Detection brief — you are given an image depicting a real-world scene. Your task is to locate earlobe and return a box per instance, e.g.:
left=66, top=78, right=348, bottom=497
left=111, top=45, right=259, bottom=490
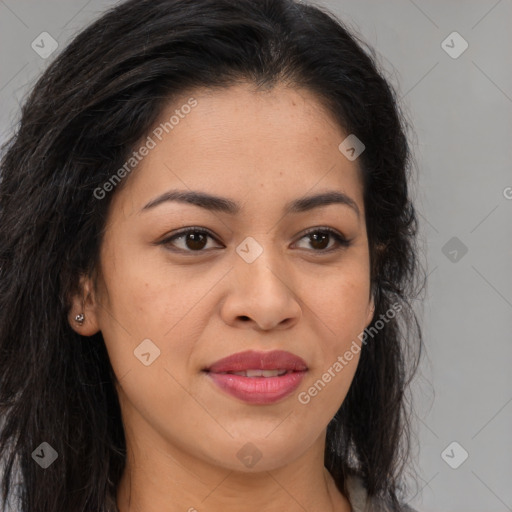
left=68, top=274, right=101, bottom=336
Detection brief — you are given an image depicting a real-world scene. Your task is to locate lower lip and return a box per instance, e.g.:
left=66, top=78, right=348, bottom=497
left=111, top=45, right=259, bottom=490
left=206, top=371, right=307, bottom=404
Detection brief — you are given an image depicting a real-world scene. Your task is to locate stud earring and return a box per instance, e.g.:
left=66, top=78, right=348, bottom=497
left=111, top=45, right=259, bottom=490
left=75, top=313, right=85, bottom=324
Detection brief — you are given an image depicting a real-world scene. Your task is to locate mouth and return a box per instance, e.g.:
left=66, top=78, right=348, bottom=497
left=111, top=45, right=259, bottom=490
left=214, top=369, right=291, bottom=377
left=203, top=350, right=308, bottom=404
left=204, top=349, right=308, bottom=373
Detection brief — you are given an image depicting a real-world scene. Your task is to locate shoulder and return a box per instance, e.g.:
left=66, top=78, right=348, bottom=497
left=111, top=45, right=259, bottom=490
left=344, top=474, right=418, bottom=512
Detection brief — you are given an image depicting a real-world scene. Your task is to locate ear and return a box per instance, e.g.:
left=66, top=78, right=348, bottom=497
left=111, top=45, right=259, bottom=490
left=68, top=273, right=101, bottom=337
left=365, top=291, right=375, bottom=329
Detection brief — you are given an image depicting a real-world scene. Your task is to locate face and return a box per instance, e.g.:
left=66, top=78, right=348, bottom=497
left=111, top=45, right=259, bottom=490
left=71, top=82, right=374, bottom=474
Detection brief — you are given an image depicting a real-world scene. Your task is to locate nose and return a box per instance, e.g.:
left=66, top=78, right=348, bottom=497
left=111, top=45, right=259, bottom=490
left=220, top=239, right=302, bottom=332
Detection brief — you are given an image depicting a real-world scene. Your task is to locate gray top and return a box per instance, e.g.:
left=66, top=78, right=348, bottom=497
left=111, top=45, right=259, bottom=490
left=345, top=475, right=417, bottom=512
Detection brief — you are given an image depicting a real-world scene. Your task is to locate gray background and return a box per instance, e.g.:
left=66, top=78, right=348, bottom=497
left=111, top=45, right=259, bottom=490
left=1, top=1, right=511, bottom=511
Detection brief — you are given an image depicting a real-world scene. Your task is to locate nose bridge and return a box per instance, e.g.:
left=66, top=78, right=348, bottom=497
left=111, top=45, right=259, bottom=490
left=231, top=233, right=298, bottom=319
left=234, top=233, right=284, bottom=288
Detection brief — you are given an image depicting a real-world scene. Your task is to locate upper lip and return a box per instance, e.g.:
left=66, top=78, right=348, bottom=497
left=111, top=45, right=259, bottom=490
left=204, top=350, right=308, bottom=373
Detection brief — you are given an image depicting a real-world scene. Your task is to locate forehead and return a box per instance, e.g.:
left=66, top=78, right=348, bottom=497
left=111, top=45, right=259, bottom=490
left=115, top=82, right=365, bottom=219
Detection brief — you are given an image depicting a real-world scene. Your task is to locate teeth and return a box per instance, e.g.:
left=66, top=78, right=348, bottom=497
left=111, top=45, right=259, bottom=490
left=225, top=369, right=288, bottom=377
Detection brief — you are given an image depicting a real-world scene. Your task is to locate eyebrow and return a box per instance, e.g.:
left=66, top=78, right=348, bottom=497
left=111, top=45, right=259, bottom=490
left=141, top=189, right=360, bottom=218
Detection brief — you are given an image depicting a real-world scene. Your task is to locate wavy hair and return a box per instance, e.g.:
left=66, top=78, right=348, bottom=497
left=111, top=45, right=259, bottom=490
left=0, top=0, right=424, bottom=510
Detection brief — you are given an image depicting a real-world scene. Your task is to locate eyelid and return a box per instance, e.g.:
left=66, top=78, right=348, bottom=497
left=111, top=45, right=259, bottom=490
left=163, top=226, right=219, bottom=241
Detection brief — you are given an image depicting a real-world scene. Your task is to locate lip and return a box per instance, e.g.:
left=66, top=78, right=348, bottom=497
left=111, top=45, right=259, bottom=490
left=203, top=350, right=308, bottom=405
left=205, top=349, right=308, bottom=373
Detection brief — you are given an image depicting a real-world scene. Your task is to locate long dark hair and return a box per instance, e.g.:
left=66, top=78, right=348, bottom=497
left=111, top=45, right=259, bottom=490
left=0, top=0, right=424, bottom=510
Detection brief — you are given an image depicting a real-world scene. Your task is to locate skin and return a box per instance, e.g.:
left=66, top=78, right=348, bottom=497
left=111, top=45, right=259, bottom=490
left=70, top=82, right=375, bottom=512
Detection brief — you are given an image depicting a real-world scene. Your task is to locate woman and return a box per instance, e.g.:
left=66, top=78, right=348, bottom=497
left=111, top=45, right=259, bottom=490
left=0, top=0, right=424, bottom=510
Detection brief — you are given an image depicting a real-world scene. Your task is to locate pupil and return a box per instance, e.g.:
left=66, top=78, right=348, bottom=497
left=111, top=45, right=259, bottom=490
left=311, top=232, right=328, bottom=250
left=187, top=232, right=207, bottom=250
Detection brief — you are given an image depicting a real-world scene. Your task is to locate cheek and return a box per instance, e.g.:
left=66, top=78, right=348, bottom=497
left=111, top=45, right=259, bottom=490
left=298, top=265, right=369, bottom=411
left=296, top=274, right=368, bottom=422
left=96, top=253, right=212, bottom=384
left=308, top=265, right=371, bottom=344
left=97, top=244, right=175, bottom=333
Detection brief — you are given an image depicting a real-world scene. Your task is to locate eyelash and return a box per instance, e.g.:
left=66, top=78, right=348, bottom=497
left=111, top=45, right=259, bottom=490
left=158, top=226, right=352, bottom=255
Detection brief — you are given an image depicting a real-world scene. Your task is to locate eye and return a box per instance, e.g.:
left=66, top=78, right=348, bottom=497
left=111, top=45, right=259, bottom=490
left=294, top=227, right=352, bottom=253
left=158, top=226, right=352, bottom=254
left=159, top=227, right=222, bottom=253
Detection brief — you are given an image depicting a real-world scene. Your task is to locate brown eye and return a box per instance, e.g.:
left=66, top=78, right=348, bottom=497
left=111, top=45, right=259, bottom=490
left=308, top=231, right=330, bottom=250
left=160, top=228, right=221, bottom=253
left=158, top=226, right=351, bottom=255
left=181, top=231, right=208, bottom=251
left=295, top=228, right=351, bottom=253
